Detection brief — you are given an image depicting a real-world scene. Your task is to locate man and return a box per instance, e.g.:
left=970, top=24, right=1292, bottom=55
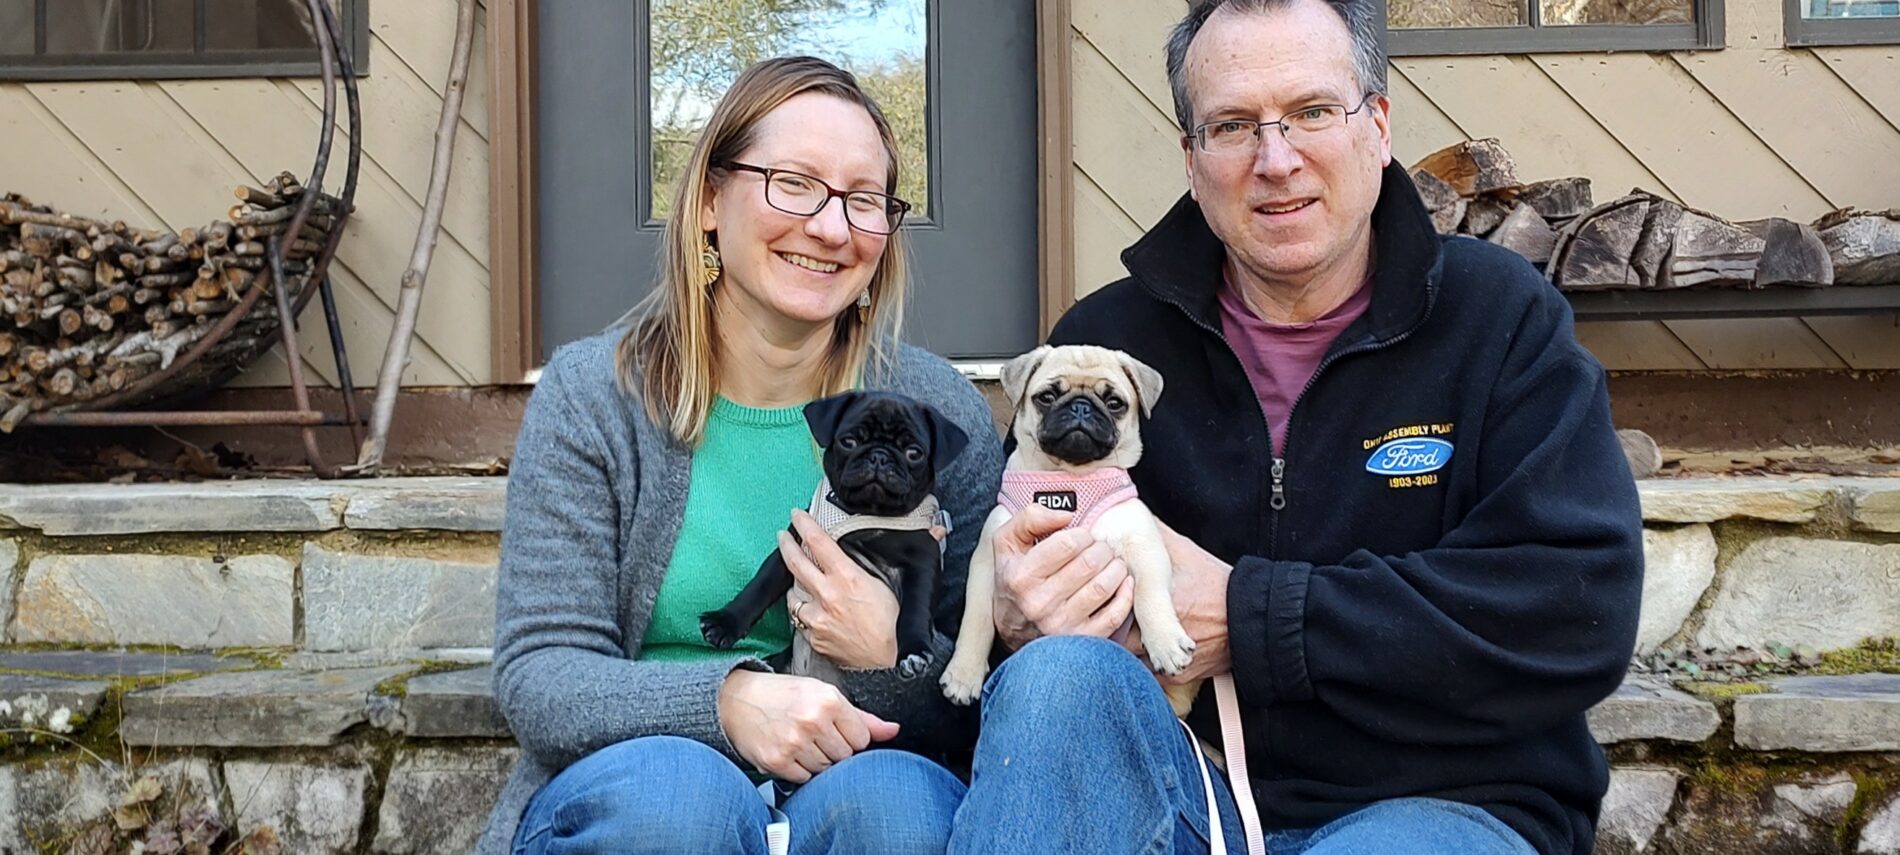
left=946, top=1, right=1643, bottom=853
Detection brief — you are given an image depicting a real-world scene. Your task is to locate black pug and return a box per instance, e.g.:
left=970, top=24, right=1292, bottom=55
left=700, top=390, right=969, bottom=683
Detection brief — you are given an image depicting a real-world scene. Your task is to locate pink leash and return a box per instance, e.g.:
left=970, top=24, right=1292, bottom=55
left=1182, top=675, right=1266, bottom=855
left=1114, top=625, right=1265, bottom=853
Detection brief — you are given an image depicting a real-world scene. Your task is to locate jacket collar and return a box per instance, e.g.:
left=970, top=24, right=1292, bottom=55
left=1119, top=161, right=1443, bottom=345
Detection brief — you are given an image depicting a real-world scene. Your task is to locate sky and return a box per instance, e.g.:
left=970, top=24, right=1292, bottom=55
left=653, top=1, right=927, bottom=128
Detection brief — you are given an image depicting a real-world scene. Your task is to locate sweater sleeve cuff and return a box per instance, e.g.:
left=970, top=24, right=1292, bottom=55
left=677, top=657, right=771, bottom=765
left=1228, top=556, right=1316, bottom=707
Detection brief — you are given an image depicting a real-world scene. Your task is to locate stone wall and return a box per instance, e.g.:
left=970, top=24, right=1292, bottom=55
left=0, top=476, right=1897, bottom=853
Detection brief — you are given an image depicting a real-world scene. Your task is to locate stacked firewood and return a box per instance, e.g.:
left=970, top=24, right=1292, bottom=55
left=1410, top=139, right=1900, bottom=291
left=0, top=172, right=339, bottom=430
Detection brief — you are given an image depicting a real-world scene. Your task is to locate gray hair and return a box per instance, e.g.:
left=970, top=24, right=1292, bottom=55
left=1166, top=0, right=1387, bottom=133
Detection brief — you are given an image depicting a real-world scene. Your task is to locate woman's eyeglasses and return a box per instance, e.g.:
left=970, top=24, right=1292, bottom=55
left=719, top=161, right=911, bottom=235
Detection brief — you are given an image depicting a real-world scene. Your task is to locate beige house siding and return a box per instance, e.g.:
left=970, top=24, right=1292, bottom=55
left=0, top=0, right=492, bottom=386
left=1071, top=0, right=1900, bottom=371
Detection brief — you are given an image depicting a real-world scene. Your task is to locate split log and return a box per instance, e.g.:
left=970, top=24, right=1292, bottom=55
left=137, top=271, right=194, bottom=288
left=1432, top=198, right=1467, bottom=237
left=20, top=223, right=86, bottom=257
left=1517, top=178, right=1594, bottom=221
left=228, top=204, right=339, bottom=227
left=0, top=203, right=100, bottom=232
left=1624, top=196, right=1684, bottom=290
left=82, top=284, right=130, bottom=308
left=1670, top=211, right=1765, bottom=288
left=1549, top=196, right=1649, bottom=291
left=1463, top=194, right=1513, bottom=237
left=1814, top=209, right=1900, bottom=285
left=1488, top=204, right=1558, bottom=265
left=1411, top=169, right=1460, bottom=211
left=1739, top=218, right=1833, bottom=288
left=191, top=275, right=225, bottom=301
left=1410, top=139, right=1519, bottom=197
left=234, top=185, right=280, bottom=207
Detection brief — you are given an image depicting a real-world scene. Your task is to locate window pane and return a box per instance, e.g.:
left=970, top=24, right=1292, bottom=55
left=648, top=0, right=930, bottom=219
left=0, top=0, right=31, bottom=56
left=1541, top=0, right=1693, bottom=24
left=206, top=0, right=322, bottom=51
left=1803, top=0, right=1900, bottom=16
left=45, top=0, right=194, bottom=54
left=1389, top=0, right=1525, bottom=28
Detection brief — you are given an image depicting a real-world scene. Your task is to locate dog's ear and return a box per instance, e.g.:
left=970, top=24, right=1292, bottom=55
left=802, top=392, right=863, bottom=447
left=1002, top=345, right=1052, bottom=411
left=1115, top=351, right=1165, bottom=417
left=919, top=403, right=971, bottom=473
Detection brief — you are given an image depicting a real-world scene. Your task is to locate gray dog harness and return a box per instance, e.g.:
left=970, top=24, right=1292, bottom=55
left=806, top=478, right=943, bottom=538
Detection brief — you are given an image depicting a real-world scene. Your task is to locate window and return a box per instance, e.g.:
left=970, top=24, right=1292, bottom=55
left=0, top=0, right=369, bottom=80
left=646, top=0, right=930, bottom=220
left=535, top=0, right=1040, bottom=362
left=1786, top=0, right=1900, bottom=45
left=1386, top=0, right=1724, bottom=54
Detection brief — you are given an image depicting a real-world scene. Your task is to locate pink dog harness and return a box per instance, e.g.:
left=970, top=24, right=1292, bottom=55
left=995, top=467, right=1140, bottom=528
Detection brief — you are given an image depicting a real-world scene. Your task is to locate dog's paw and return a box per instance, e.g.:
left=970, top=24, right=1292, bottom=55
left=698, top=610, right=745, bottom=650
left=897, top=650, right=934, bottom=680
left=939, top=658, right=988, bottom=705
left=1147, top=631, right=1197, bottom=676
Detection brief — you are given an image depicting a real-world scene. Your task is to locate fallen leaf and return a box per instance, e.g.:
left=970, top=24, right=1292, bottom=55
left=114, top=803, right=149, bottom=831
left=123, top=774, right=163, bottom=805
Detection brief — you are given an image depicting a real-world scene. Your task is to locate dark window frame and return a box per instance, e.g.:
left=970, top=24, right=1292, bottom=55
left=1785, top=0, right=1900, bottom=46
left=1384, top=0, right=1725, bottom=55
left=0, top=0, right=370, bottom=80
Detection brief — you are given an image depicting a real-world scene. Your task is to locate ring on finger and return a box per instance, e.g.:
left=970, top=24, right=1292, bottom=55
left=790, top=599, right=809, bottom=631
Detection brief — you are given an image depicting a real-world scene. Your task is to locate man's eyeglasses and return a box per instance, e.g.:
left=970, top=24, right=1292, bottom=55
left=719, top=161, right=911, bottom=235
left=1188, top=93, right=1378, bottom=156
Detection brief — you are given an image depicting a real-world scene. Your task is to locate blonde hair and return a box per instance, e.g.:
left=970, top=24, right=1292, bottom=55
left=615, top=56, right=909, bottom=447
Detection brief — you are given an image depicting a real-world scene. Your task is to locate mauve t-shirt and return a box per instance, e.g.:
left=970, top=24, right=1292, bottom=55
left=1217, top=272, right=1372, bottom=458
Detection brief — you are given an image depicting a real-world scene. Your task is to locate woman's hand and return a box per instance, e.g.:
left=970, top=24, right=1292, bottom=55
left=780, top=510, right=902, bottom=670
left=718, top=669, right=900, bottom=782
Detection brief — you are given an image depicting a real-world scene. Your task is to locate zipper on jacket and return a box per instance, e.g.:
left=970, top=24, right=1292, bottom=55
left=1149, top=292, right=1278, bottom=547
left=1267, top=328, right=1421, bottom=551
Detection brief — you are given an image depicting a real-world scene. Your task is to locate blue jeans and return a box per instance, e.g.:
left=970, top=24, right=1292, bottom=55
left=948, top=636, right=1536, bottom=855
left=513, top=735, right=966, bottom=854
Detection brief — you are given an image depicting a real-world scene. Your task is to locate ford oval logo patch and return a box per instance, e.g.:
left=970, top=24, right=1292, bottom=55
left=1366, top=438, right=1453, bottom=476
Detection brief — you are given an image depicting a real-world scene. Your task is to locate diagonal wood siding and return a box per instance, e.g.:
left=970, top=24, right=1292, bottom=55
left=0, top=0, right=491, bottom=386
left=1071, top=0, right=1900, bottom=370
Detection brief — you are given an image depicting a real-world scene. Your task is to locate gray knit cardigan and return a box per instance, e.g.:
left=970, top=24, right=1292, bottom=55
left=475, top=328, right=1005, bottom=854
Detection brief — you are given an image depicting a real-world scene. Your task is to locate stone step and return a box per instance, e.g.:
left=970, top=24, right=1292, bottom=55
left=0, top=475, right=1893, bottom=535
left=6, top=649, right=1900, bottom=853
left=6, top=475, right=1900, bottom=657
left=1735, top=673, right=1900, bottom=752
left=0, top=654, right=1760, bottom=752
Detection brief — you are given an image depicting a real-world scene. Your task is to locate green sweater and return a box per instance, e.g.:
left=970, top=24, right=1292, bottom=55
left=638, top=397, right=822, bottom=662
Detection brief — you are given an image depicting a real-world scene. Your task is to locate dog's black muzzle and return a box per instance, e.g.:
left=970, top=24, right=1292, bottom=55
left=1038, top=396, right=1118, bottom=465
left=834, top=447, right=922, bottom=515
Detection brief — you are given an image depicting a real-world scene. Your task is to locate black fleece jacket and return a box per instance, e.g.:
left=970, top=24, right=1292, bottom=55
left=1047, top=162, right=1644, bottom=855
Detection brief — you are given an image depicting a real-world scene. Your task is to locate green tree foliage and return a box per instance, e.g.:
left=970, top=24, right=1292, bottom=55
left=648, top=0, right=929, bottom=217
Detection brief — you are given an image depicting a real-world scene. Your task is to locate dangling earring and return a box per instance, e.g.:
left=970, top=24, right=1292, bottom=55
left=700, top=238, right=722, bottom=284
left=856, top=289, right=872, bottom=322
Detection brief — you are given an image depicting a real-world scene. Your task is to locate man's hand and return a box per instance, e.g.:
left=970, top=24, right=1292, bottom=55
left=992, top=503, right=1135, bottom=649
left=1122, top=522, right=1233, bottom=683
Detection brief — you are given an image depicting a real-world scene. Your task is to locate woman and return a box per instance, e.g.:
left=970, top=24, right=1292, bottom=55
left=475, top=56, right=1004, bottom=854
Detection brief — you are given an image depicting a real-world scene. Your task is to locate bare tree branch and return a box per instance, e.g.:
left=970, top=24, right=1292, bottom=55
left=354, top=0, right=477, bottom=472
